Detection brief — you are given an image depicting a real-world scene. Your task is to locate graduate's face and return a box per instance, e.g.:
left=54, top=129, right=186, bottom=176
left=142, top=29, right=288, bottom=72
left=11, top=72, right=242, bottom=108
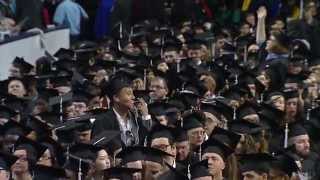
left=288, top=62, right=303, bottom=75
left=151, top=138, right=172, bottom=155
left=203, top=112, right=219, bottom=135
left=246, top=14, right=256, bottom=26
left=164, top=50, right=179, bottom=64
left=114, top=87, right=135, bottom=110
left=202, top=152, right=225, bottom=176
left=188, top=127, right=205, bottom=147
left=266, top=35, right=279, bottom=53
left=176, top=140, right=190, bottom=161
left=293, top=134, right=310, bottom=157
left=126, top=161, right=142, bottom=180
left=9, top=66, right=21, bottom=78
left=76, top=130, right=92, bottom=144
left=8, top=80, right=26, bottom=97
left=95, top=149, right=110, bottom=171
left=144, top=161, right=162, bottom=177
left=149, top=78, right=168, bottom=101
left=242, top=171, right=267, bottom=180
left=11, top=150, right=29, bottom=175
left=93, top=69, right=107, bottom=85
left=270, top=95, right=285, bottom=112
left=72, top=101, right=88, bottom=116
left=257, top=72, right=270, bottom=90
left=37, top=149, right=53, bottom=167
left=285, top=97, right=299, bottom=118
left=187, top=49, right=202, bottom=61
left=240, top=24, right=250, bottom=35
left=0, top=170, right=9, bottom=180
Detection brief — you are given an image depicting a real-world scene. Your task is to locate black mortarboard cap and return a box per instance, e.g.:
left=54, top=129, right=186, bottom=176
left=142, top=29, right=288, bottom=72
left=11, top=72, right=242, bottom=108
left=104, top=167, right=141, bottom=180
left=210, top=127, right=241, bottom=149
left=26, top=116, right=52, bottom=139
left=69, top=143, right=101, bottom=161
left=147, top=124, right=174, bottom=146
left=72, top=89, right=92, bottom=104
left=36, top=111, right=60, bottom=126
left=54, top=48, right=75, bottom=60
left=191, top=159, right=211, bottom=179
left=90, top=130, right=122, bottom=156
left=288, top=123, right=307, bottom=138
left=14, top=136, right=47, bottom=163
left=144, top=146, right=173, bottom=164
left=221, top=42, right=236, bottom=54
left=174, top=127, right=189, bottom=142
left=229, top=120, right=266, bottom=135
left=0, top=120, right=32, bottom=136
left=12, top=57, right=34, bottom=75
left=0, top=151, right=18, bottom=170
left=50, top=70, right=73, bottom=87
left=148, top=102, right=176, bottom=117
left=53, top=120, right=88, bottom=144
left=236, top=101, right=259, bottom=120
left=200, top=138, right=234, bottom=160
left=282, top=89, right=299, bottom=99
left=53, top=58, right=76, bottom=72
left=40, top=136, right=65, bottom=167
left=200, top=98, right=234, bottom=122
left=239, top=153, right=275, bottom=173
left=187, top=39, right=205, bottom=50
left=116, top=146, right=145, bottom=164
left=105, top=74, right=132, bottom=97
left=258, top=103, right=285, bottom=126
left=33, top=165, right=67, bottom=180
left=157, top=163, right=188, bottom=180
left=272, top=152, right=299, bottom=177
left=182, top=112, right=205, bottom=131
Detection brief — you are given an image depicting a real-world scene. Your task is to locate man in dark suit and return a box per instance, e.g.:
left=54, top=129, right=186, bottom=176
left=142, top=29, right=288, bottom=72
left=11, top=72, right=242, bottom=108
left=91, top=74, right=152, bottom=146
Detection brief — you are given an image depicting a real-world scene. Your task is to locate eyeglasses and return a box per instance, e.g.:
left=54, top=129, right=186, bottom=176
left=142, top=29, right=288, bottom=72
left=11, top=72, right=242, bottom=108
left=152, top=144, right=171, bottom=152
left=190, top=130, right=205, bottom=137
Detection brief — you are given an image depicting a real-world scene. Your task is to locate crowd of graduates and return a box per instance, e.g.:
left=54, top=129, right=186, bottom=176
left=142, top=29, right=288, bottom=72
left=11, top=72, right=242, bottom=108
left=1, top=0, right=320, bottom=180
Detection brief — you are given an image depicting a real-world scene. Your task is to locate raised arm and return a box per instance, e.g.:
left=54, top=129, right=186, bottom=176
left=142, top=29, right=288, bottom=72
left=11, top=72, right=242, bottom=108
left=256, top=6, right=267, bottom=45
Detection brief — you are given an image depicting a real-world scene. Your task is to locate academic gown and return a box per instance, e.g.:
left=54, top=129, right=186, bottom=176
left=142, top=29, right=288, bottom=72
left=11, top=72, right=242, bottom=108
left=300, top=152, right=320, bottom=180
left=91, top=109, right=151, bottom=146
left=176, top=153, right=199, bottom=168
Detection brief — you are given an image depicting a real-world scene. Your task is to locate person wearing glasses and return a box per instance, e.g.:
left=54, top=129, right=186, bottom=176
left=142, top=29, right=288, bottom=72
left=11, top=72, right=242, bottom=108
left=182, top=112, right=207, bottom=155
left=11, top=136, right=47, bottom=180
left=149, top=76, right=169, bottom=102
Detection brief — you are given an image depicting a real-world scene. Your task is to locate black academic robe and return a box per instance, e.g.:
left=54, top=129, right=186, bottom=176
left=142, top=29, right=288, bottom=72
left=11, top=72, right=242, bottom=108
left=300, top=152, right=320, bottom=180
left=91, top=109, right=151, bottom=146
left=287, top=19, right=320, bottom=59
left=176, top=153, right=199, bottom=167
